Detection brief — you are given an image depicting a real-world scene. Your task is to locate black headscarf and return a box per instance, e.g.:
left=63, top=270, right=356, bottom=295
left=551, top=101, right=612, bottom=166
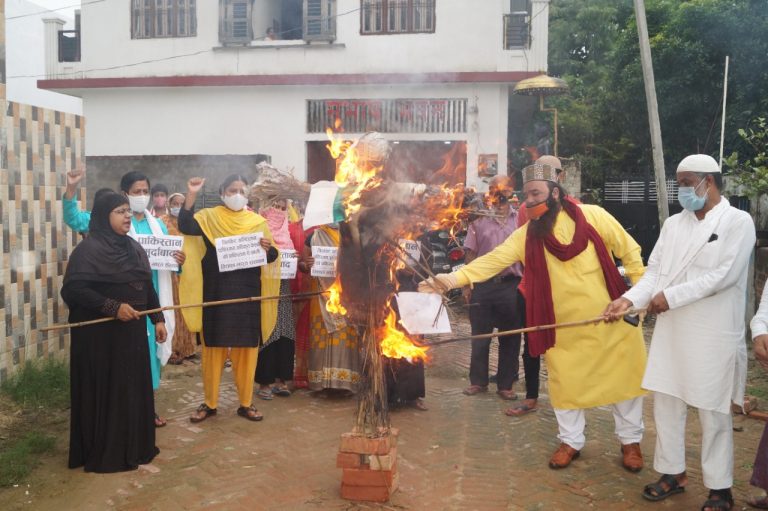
left=63, top=192, right=152, bottom=285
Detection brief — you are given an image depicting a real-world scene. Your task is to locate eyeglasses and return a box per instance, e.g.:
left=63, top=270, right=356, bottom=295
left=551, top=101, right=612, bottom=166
left=111, top=208, right=133, bottom=216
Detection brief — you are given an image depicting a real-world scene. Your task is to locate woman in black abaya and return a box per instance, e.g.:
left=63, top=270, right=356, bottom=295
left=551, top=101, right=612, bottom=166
left=62, top=192, right=167, bottom=473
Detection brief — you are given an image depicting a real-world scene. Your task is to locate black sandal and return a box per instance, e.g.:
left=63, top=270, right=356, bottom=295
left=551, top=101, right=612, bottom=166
left=642, top=474, right=686, bottom=501
left=237, top=405, right=263, bottom=422
left=701, top=489, right=733, bottom=510
left=189, top=403, right=217, bottom=423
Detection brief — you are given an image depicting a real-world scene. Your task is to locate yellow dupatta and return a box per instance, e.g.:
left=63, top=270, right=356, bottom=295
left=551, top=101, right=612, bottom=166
left=287, top=203, right=301, bottom=223
left=178, top=206, right=281, bottom=343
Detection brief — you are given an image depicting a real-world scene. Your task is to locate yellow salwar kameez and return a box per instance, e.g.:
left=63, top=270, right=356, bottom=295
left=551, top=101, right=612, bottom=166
left=456, top=204, right=647, bottom=410
left=178, top=206, right=281, bottom=411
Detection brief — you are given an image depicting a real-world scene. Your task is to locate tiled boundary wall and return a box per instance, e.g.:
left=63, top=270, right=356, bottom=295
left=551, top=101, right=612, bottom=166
left=0, top=0, right=86, bottom=381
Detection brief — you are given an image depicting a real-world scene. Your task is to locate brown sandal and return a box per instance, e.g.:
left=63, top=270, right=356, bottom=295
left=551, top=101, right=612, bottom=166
left=237, top=405, right=263, bottom=422
left=189, top=403, right=217, bottom=423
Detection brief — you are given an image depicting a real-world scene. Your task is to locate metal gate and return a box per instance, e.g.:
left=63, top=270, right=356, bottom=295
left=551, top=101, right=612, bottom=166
left=602, top=175, right=682, bottom=262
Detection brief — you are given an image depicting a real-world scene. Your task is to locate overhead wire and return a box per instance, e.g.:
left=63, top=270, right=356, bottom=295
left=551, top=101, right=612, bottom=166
left=7, top=4, right=364, bottom=80
left=6, top=0, right=104, bottom=20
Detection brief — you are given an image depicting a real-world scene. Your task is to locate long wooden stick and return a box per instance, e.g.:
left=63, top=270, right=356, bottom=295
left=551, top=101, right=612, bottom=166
left=41, top=290, right=327, bottom=332
left=424, top=310, right=646, bottom=348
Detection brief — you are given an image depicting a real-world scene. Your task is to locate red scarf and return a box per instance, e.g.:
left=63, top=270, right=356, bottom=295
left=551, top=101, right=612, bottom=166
left=524, top=198, right=627, bottom=356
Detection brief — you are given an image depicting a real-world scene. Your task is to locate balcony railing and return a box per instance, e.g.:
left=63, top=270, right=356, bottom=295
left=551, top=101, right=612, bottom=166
left=503, top=13, right=529, bottom=49
left=58, top=30, right=81, bottom=62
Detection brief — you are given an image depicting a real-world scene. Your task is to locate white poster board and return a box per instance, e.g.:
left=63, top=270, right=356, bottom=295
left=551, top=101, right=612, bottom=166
left=215, top=233, right=266, bottom=272
left=398, top=238, right=422, bottom=267
left=280, top=249, right=298, bottom=279
left=311, top=246, right=338, bottom=278
left=135, top=234, right=184, bottom=271
left=395, top=292, right=452, bottom=335
left=303, top=181, right=340, bottom=229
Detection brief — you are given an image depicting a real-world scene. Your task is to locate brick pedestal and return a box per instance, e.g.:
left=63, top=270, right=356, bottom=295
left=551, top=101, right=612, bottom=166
left=337, top=429, right=399, bottom=502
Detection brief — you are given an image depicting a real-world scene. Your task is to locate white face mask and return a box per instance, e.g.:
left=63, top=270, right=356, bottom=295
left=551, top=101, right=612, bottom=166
left=128, top=194, right=150, bottom=213
left=222, top=193, right=248, bottom=212
left=170, top=207, right=181, bottom=217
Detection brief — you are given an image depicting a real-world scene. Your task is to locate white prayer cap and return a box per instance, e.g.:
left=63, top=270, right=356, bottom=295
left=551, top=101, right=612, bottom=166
left=676, top=154, right=720, bottom=174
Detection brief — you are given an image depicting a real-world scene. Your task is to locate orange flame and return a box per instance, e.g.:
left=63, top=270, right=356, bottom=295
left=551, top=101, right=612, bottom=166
left=326, top=128, right=382, bottom=216
left=322, top=127, right=466, bottom=364
left=325, top=278, right=347, bottom=316
left=379, top=310, right=429, bottom=362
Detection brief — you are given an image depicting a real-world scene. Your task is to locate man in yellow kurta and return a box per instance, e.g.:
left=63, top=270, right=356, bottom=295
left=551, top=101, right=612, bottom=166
left=419, top=162, right=647, bottom=471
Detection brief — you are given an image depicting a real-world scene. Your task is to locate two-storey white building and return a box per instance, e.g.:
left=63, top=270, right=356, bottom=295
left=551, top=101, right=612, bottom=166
left=40, top=0, right=549, bottom=195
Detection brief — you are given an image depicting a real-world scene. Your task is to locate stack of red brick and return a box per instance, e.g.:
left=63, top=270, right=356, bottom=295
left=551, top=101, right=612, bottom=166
left=337, top=428, right=399, bottom=502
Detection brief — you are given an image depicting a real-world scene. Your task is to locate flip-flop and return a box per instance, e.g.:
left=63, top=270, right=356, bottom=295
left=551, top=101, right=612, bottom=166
left=154, top=413, right=167, bottom=427
left=504, top=403, right=538, bottom=417
left=271, top=386, right=291, bottom=397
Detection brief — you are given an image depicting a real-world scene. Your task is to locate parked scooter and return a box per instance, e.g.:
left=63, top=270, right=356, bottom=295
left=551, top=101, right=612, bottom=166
left=426, top=229, right=453, bottom=275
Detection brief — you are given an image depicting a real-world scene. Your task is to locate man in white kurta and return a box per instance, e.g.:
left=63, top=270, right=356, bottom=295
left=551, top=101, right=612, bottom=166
left=606, top=154, right=755, bottom=511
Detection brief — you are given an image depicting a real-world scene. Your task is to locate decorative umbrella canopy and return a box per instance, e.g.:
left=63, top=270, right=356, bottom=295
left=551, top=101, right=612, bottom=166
left=512, top=74, right=569, bottom=156
left=512, top=74, right=569, bottom=96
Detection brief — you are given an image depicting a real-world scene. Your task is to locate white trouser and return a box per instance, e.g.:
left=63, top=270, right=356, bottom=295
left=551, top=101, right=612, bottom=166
left=653, top=391, right=733, bottom=489
left=554, top=396, right=644, bottom=451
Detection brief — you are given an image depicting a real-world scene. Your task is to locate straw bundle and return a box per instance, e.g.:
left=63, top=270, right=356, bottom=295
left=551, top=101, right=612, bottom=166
left=250, top=162, right=311, bottom=205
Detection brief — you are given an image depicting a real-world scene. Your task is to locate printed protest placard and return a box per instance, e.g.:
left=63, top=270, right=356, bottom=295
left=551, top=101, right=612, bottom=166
left=215, top=233, right=266, bottom=273
left=311, top=246, right=338, bottom=278
left=280, top=249, right=298, bottom=279
left=135, top=234, right=184, bottom=271
left=395, top=292, right=452, bottom=335
left=398, top=238, right=422, bottom=267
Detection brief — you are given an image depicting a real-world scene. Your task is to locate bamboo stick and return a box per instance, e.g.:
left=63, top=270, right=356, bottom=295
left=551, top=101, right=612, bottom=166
left=465, top=210, right=505, bottom=219
left=424, top=310, right=646, bottom=348
left=387, top=241, right=453, bottom=309
left=41, top=290, right=327, bottom=332
left=388, top=238, right=438, bottom=283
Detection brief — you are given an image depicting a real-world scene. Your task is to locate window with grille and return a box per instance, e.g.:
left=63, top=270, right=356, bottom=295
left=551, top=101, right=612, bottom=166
left=304, top=0, right=336, bottom=42
left=219, top=0, right=336, bottom=45
left=218, top=0, right=252, bottom=44
left=504, top=0, right=530, bottom=49
left=361, top=0, right=435, bottom=35
left=132, top=0, right=197, bottom=39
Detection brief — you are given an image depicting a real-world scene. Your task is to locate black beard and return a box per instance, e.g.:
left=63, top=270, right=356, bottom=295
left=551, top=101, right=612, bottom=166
left=528, top=198, right=561, bottom=238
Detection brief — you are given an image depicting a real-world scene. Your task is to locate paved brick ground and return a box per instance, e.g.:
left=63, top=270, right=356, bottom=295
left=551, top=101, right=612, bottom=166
left=3, top=312, right=767, bottom=510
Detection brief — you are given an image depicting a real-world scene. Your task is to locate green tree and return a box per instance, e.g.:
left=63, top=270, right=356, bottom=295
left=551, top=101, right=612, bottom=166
left=548, top=0, right=768, bottom=183
left=726, top=117, right=768, bottom=197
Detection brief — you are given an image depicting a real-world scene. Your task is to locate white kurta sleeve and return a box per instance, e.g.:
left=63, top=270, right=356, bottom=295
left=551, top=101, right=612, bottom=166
left=622, top=222, right=668, bottom=308
left=751, top=283, right=768, bottom=338
left=664, top=213, right=755, bottom=310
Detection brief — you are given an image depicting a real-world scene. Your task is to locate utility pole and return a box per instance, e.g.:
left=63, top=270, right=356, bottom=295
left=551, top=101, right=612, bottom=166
left=633, top=0, right=669, bottom=224
left=718, top=56, right=730, bottom=169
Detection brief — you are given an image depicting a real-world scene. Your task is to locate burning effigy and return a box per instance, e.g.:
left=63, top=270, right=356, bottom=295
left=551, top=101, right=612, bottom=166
left=252, top=128, right=470, bottom=502
left=323, top=130, right=469, bottom=502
